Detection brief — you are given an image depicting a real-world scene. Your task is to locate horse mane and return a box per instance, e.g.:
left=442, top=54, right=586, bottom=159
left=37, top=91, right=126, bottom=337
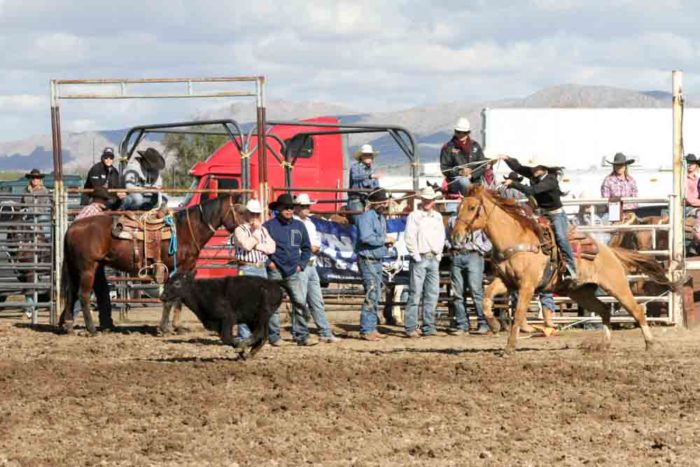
left=466, top=185, right=541, bottom=234
left=175, top=194, right=237, bottom=226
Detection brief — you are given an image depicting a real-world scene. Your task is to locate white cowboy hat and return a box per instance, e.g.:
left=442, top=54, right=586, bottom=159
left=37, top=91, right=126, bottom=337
left=526, top=154, right=562, bottom=169
left=294, top=193, right=317, bottom=206
left=245, top=199, right=262, bottom=214
left=354, top=143, right=377, bottom=160
left=418, top=186, right=441, bottom=200
left=454, top=117, right=471, bottom=133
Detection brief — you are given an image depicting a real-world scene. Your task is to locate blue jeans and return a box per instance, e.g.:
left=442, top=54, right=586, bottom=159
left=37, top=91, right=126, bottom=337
left=450, top=252, right=485, bottom=330
left=546, top=211, right=576, bottom=273
left=301, top=265, right=333, bottom=337
left=451, top=176, right=472, bottom=196
left=122, top=192, right=165, bottom=210
left=237, top=264, right=268, bottom=340
left=267, top=267, right=310, bottom=343
left=358, top=257, right=383, bottom=335
left=404, top=256, right=440, bottom=335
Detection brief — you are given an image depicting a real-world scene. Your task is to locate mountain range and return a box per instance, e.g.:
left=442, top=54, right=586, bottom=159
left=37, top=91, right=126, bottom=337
left=0, top=84, right=689, bottom=173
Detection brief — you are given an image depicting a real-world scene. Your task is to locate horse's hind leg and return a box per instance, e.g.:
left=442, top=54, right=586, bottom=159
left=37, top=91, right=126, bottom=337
left=568, top=285, right=613, bottom=348
left=505, top=284, right=535, bottom=355
left=599, top=275, right=654, bottom=350
left=78, top=270, right=98, bottom=335
left=483, top=277, right=508, bottom=333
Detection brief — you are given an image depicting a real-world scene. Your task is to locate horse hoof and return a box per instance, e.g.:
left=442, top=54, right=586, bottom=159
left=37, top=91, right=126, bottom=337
left=157, top=326, right=173, bottom=336
left=174, top=326, right=191, bottom=335
left=61, top=323, right=75, bottom=335
left=645, top=340, right=658, bottom=352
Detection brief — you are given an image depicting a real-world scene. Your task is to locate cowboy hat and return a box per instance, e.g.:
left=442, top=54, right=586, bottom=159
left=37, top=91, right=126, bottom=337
left=137, top=147, right=166, bottom=171
left=354, top=143, right=377, bottom=160
left=686, top=153, right=699, bottom=164
left=367, top=188, right=390, bottom=204
left=294, top=193, right=317, bottom=206
left=503, top=171, right=523, bottom=182
left=418, top=186, right=441, bottom=200
left=91, top=185, right=111, bottom=202
left=24, top=168, right=45, bottom=179
left=268, top=193, right=297, bottom=211
left=245, top=199, right=262, bottom=214
left=605, top=152, right=635, bottom=166
left=526, top=155, right=562, bottom=170
left=454, top=117, right=471, bottom=133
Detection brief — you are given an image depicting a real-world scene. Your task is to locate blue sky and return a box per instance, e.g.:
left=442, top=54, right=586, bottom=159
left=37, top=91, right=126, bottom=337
left=0, top=0, right=698, bottom=141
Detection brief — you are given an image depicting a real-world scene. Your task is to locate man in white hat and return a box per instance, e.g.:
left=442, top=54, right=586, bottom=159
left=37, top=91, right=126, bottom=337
left=232, top=198, right=277, bottom=342
left=403, top=186, right=446, bottom=337
left=294, top=193, right=337, bottom=343
left=497, top=154, right=577, bottom=281
left=348, top=143, right=380, bottom=212
left=440, top=117, right=489, bottom=198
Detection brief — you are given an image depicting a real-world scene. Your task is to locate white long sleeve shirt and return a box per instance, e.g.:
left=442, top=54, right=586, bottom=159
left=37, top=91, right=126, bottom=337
left=404, top=208, right=445, bottom=262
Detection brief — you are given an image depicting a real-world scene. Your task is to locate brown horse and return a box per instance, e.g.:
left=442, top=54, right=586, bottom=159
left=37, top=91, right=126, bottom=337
left=451, top=186, right=675, bottom=354
left=59, top=194, right=241, bottom=334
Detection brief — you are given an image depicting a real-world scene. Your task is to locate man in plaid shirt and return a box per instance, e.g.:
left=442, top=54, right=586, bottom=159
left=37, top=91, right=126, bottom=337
left=76, top=186, right=111, bottom=220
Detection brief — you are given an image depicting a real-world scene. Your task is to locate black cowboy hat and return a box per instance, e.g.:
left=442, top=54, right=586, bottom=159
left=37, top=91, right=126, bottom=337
left=91, top=185, right=111, bottom=202
left=605, top=152, right=635, bottom=166
left=503, top=171, right=523, bottom=182
left=24, top=168, right=45, bottom=179
left=137, top=147, right=165, bottom=171
left=367, top=188, right=390, bottom=203
left=101, top=147, right=115, bottom=160
left=269, top=193, right=297, bottom=211
left=686, top=154, right=698, bottom=164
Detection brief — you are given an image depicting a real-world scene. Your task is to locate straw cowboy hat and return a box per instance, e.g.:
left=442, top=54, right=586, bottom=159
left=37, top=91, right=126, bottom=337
left=503, top=171, right=523, bottom=182
left=605, top=152, right=635, bottom=166
left=137, top=147, right=166, bottom=171
left=418, top=186, right=441, bottom=200
left=354, top=144, right=377, bottom=160
left=268, top=193, right=297, bottom=211
left=454, top=117, right=471, bottom=133
left=245, top=199, right=262, bottom=214
left=294, top=193, right=317, bottom=206
left=686, top=154, right=698, bottom=164
left=91, top=185, right=111, bottom=202
left=24, top=168, right=45, bottom=179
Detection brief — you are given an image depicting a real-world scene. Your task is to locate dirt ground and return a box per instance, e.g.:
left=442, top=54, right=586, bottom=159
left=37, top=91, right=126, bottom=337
left=1, top=308, right=699, bottom=466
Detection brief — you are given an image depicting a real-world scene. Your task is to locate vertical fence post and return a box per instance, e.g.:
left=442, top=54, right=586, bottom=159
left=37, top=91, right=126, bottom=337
left=671, top=70, right=685, bottom=325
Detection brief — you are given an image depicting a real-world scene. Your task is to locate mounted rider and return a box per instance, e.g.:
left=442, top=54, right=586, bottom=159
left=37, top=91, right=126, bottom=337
left=497, top=154, right=577, bottom=281
left=122, top=147, right=167, bottom=211
left=440, top=117, right=493, bottom=198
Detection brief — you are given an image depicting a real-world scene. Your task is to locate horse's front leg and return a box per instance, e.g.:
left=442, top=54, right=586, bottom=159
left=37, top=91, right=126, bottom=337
left=505, top=283, right=535, bottom=355
left=483, top=277, right=508, bottom=334
left=79, top=271, right=98, bottom=335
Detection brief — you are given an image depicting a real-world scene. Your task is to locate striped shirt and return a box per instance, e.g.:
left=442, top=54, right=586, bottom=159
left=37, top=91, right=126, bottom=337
left=75, top=202, right=106, bottom=220
left=232, top=223, right=275, bottom=264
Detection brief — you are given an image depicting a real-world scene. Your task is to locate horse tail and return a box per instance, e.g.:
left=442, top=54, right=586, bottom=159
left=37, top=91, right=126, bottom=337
left=610, top=247, right=680, bottom=290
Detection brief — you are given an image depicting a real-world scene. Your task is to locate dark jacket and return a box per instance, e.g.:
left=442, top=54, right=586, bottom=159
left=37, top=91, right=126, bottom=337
left=439, top=137, right=486, bottom=183
left=82, top=162, right=121, bottom=206
left=264, top=215, right=311, bottom=278
left=505, top=157, right=564, bottom=210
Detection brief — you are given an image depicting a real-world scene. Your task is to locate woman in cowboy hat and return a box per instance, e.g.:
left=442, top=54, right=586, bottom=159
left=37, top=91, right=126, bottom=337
left=122, top=147, right=167, bottom=210
left=497, top=154, right=577, bottom=281
left=685, top=154, right=700, bottom=217
left=21, top=168, right=51, bottom=235
left=600, top=152, right=638, bottom=212
left=347, top=143, right=380, bottom=212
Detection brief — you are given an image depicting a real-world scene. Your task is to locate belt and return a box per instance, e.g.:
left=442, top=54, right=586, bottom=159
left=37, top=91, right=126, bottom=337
left=359, top=256, right=381, bottom=262
left=543, top=208, right=563, bottom=214
left=451, top=248, right=476, bottom=255
left=421, top=252, right=437, bottom=259
left=238, top=261, right=266, bottom=268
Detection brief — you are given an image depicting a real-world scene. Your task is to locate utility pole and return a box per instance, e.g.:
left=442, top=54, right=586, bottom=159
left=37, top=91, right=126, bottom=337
left=671, top=70, right=684, bottom=325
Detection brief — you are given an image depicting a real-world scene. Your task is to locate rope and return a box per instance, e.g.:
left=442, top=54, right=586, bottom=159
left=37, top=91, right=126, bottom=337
left=240, top=150, right=254, bottom=160
left=163, top=213, right=178, bottom=277
left=280, top=161, right=294, bottom=170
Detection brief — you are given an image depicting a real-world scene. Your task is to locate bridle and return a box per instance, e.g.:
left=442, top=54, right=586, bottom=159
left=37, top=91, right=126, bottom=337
left=454, top=196, right=485, bottom=233
left=185, top=195, right=240, bottom=253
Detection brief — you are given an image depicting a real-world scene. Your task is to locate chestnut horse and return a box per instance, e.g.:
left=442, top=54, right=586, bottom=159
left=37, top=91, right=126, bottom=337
left=59, top=194, right=241, bottom=334
left=451, top=186, right=675, bottom=354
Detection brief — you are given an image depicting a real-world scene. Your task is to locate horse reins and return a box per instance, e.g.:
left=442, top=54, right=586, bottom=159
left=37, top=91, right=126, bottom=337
left=186, top=196, right=240, bottom=253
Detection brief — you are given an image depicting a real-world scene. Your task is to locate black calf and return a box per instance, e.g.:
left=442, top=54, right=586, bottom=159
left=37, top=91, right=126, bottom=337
left=161, top=271, right=282, bottom=358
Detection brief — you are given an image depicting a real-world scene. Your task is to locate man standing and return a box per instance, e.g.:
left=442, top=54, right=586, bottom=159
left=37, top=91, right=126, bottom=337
left=404, top=186, right=445, bottom=337
left=440, top=117, right=489, bottom=196
left=348, top=144, right=380, bottom=212
left=354, top=188, right=393, bottom=341
left=264, top=193, right=317, bottom=346
left=445, top=220, right=491, bottom=335
left=294, top=193, right=337, bottom=343
left=82, top=147, right=125, bottom=208
left=122, top=147, right=166, bottom=210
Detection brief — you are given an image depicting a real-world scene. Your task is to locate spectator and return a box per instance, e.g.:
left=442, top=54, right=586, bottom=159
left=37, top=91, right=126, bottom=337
left=347, top=144, right=379, bottom=213
left=601, top=152, right=638, bottom=212
left=122, top=148, right=166, bottom=210
left=440, top=117, right=490, bottom=197
left=354, top=188, right=393, bottom=341
left=445, top=220, right=491, bottom=335
left=404, top=186, right=445, bottom=337
left=21, top=169, right=50, bottom=236
left=82, top=147, right=125, bottom=208
left=264, top=193, right=317, bottom=346
left=685, top=154, right=700, bottom=217
left=294, top=193, right=337, bottom=343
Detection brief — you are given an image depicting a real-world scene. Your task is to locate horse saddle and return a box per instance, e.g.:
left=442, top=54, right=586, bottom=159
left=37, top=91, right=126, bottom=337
left=535, top=215, right=599, bottom=261
left=112, top=211, right=173, bottom=283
